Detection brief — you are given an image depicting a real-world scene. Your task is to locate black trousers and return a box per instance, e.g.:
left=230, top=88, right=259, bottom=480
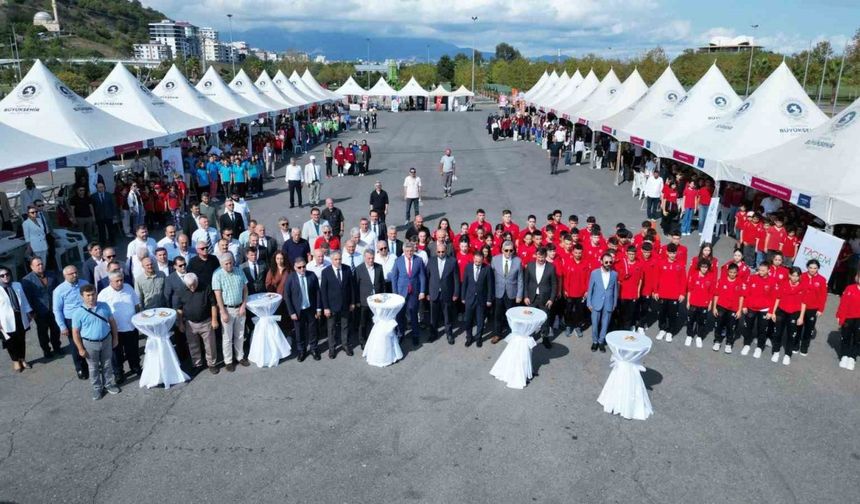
left=34, top=315, right=61, bottom=353
left=325, top=157, right=333, bottom=177
left=686, top=306, right=709, bottom=339
left=798, top=311, right=819, bottom=354
left=714, top=306, right=739, bottom=345
left=463, top=302, right=487, bottom=341
left=293, top=308, right=318, bottom=353
left=65, top=317, right=89, bottom=374
left=564, top=296, right=587, bottom=330
left=327, top=310, right=351, bottom=351
left=840, top=318, right=860, bottom=359
left=113, top=330, right=141, bottom=372
left=358, top=305, right=374, bottom=345
left=637, top=296, right=655, bottom=329
left=617, top=298, right=638, bottom=330
left=288, top=180, right=302, bottom=207
left=774, top=309, right=801, bottom=355
left=3, top=312, right=26, bottom=361
left=430, top=298, right=455, bottom=340
left=743, top=310, right=769, bottom=348
left=494, top=294, right=516, bottom=336
left=96, top=218, right=115, bottom=246
left=657, top=299, right=680, bottom=333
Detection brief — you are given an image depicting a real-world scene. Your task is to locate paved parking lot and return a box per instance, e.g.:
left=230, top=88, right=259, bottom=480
left=0, top=109, right=857, bottom=504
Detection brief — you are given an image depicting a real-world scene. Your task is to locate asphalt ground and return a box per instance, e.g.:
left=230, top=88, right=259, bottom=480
left=0, top=109, right=858, bottom=504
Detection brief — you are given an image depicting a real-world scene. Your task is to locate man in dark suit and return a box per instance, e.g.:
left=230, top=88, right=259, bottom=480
left=427, top=242, right=460, bottom=344
left=240, top=246, right=268, bottom=295
left=284, top=257, right=322, bottom=361
left=490, top=241, right=523, bottom=343
left=523, top=247, right=557, bottom=348
left=320, top=251, right=355, bottom=358
left=91, top=181, right=116, bottom=246
left=461, top=251, right=494, bottom=347
left=164, top=256, right=189, bottom=310
left=219, top=199, right=245, bottom=236
left=20, top=256, right=61, bottom=358
left=182, top=202, right=203, bottom=238
left=385, top=226, right=404, bottom=257
left=354, top=249, right=385, bottom=347
left=389, top=242, right=426, bottom=345
left=254, top=224, right=278, bottom=265
left=80, top=242, right=103, bottom=286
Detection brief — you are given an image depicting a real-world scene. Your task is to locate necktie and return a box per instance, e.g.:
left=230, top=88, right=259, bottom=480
left=230, top=212, right=234, bottom=223
left=406, top=258, right=413, bottom=294
left=475, top=266, right=479, bottom=283
left=300, top=275, right=309, bottom=309
left=260, top=238, right=266, bottom=248
left=5, top=286, right=20, bottom=312
left=504, top=259, right=509, bottom=277
left=336, top=268, right=341, bottom=283
left=373, top=223, right=377, bottom=236
left=350, top=255, right=355, bottom=269
left=313, top=166, right=319, bottom=182
left=314, top=223, right=319, bottom=236
left=99, top=193, right=104, bottom=204
left=253, top=263, right=258, bottom=279
left=390, top=241, right=395, bottom=255
left=205, top=232, right=212, bottom=252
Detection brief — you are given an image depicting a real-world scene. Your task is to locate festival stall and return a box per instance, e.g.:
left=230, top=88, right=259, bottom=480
left=272, top=70, right=317, bottom=108
left=289, top=70, right=332, bottom=104
left=553, top=70, right=599, bottom=120
left=196, top=66, right=264, bottom=121
left=301, top=69, right=343, bottom=102
left=335, top=76, right=368, bottom=97
left=530, top=70, right=569, bottom=110
left=254, top=70, right=303, bottom=112
left=541, top=69, right=584, bottom=114
left=152, top=64, right=240, bottom=128
left=395, top=77, right=430, bottom=110
left=520, top=71, right=548, bottom=101
left=229, top=69, right=288, bottom=116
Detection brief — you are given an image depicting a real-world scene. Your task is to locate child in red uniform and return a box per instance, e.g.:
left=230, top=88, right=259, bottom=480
left=781, top=227, right=800, bottom=266
left=165, top=185, right=182, bottom=227
left=836, top=272, right=860, bottom=370
left=713, top=262, right=745, bottom=353
left=772, top=267, right=806, bottom=366
left=499, top=209, right=520, bottom=239
left=517, top=233, right=536, bottom=265
left=721, top=248, right=751, bottom=282
left=686, top=260, right=715, bottom=348
left=615, top=246, right=643, bottom=331
left=738, top=212, right=761, bottom=267
left=638, top=243, right=659, bottom=334
left=653, top=244, right=686, bottom=342
left=742, top=262, right=778, bottom=358
left=799, top=259, right=828, bottom=356
left=764, top=216, right=787, bottom=261
left=689, top=242, right=718, bottom=282
left=563, top=245, right=591, bottom=338
left=660, top=231, right=688, bottom=265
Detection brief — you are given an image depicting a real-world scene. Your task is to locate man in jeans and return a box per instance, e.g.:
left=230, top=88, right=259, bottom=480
left=71, top=284, right=119, bottom=400
left=403, top=167, right=422, bottom=225
left=547, top=140, right=562, bottom=175
left=212, top=253, right=249, bottom=372
left=643, top=170, right=664, bottom=222
left=439, top=149, right=456, bottom=198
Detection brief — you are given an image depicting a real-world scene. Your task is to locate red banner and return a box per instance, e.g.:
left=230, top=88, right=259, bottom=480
left=630, top=136, right=644, bottom=146
left=672, top=150, right=695, bottom=164
left=750, top=177, right=792, bottom=201
left=0, top=161, right=49, bottom=183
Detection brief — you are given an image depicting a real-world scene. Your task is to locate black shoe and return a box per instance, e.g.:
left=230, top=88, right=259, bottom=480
left=345, top=347, right=354, bottom=357
left=448, top=337, right=455, bottom=345
left=297, top=352, right=307, bottom=362
left=591, top=343, right=598, bottom=352
left=239, top=359, right=250, bottom=367
left=411, top=336, right=419, bottom=346
left=599, top=344, right=606, bottom=353
left=225, top=363, right=235, bottom=372
left=328, top=351, right=336, bottom=359
left=313, top=350, right=321, bottom=361
left=43, top=350, right=53, bottom=359
left=542, top=338, right=552, bottom=349
left=76, top=370, right=87, bottom=380
left=115, top=373, right=126, bottom=385
left=476, top=338, right=483, bottom=348
left=465, top=338, right=473, bottom=348
left=209, top=366, right=220, bottom=375
left=130, top=367, right=142, bottom=376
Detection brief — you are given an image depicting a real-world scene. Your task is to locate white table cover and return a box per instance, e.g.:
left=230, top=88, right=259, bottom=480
left=597, top=330, right=654, bottom=420
left=363, top=294, right=405, bottom=367
left=246, top=293, right=292, bottom=368
left=490, top=307, right=547, bottom=389
left=132, top=308, right=189, bottom=389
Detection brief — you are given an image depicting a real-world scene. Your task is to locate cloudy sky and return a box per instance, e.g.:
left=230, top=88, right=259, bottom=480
left=145, top=0, right=856, bottom=57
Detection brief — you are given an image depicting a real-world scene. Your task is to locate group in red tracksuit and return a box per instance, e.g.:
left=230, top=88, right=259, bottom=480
left=835, top=272, right=860, bottom=369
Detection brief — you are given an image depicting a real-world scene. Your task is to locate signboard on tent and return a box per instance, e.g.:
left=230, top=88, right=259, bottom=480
left=499, top=95, right=508, bottom=108
left=161, top=147, right=184, bottom=179
left=794, top=227, right=844, bottom=281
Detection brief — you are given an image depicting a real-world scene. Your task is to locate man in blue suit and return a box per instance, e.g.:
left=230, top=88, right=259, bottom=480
left=389, top=242, right=426, bottom=346
left=284, top=257, right=322, bottom=362
left=586, top=253, right=618, bottom=353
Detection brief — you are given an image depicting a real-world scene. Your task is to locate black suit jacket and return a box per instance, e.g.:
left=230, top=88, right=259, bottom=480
left=283, top=271, right=321, bottom=315
left=256, top=235, right=278, bottom=265
left=353, top=262, right=385, bottom=306
left=182, top=213, right=200, bottom=238
left=386, top=238, right=404, bottom=257
left=81, top=257, right=99, bottom=285
left=426, top=256, right=460, bottom=302
left=241, top=262, right=268, bottom=295
left=461, top=263, right=494, bottom=306
left=164, top=271, right=186, bottom=309
left=90, top=192, right=116, bottom=222
left=524, top=262, right=557, bottom=307
left=320, top=266, right=355, bottom=313
left=219, top=211, right=245, bottom=236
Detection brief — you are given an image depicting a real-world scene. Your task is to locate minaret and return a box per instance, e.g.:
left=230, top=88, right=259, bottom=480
left=52, top=0, right=60, bottom=30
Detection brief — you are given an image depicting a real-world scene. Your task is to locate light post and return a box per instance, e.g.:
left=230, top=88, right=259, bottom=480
left=227, top=14, right=235, bottom=77
left=426, top=44, right=430, bottom=64
left=744, top=24, right=759, bottom=98
left=366, top=38, right=371, bottom=87
left=470, top=16, right=478, bottom=93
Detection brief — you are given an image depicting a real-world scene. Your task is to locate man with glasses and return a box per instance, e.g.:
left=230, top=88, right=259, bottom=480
left=284, top=257, right=322, bottom=361
left=491, top=241, right=523, bottom=344
left=21, top=256, right=61, bottom=359
left=23, top=204, right=49, bottom=264
left=53, top=266, right=90, bottom=379
left=97, top=271, right=140, bottom=383
left=427, top=242, right=460, bottom=344
left=586, top=253, right=618, bottom=353
left=164, top=256, right=189, bottom=312
left=188, top=240, right=220, bottom=290
left=191, top=216, right=219, bottom=254
left=219, top=199, right=245, bottom=236
left=391, top=242, right=427, bottom=345
left=357, top=249, right=385, bottom=348
left=212, top=253, right=249, bottom=371
left=301, top=207, right=329, bottom=243
left=275, top=217, right=291, bottom=248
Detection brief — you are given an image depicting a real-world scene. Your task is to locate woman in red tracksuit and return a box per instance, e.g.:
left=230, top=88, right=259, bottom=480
left=742, top=262, right=778, bottom=358
left=333, top=142, right=346, bottom=177
left=772, top=267, right=806, bottom=366
left=653, top=243, right=686, bottom=342
left=615, top=246, right=643, bottom=331
left=563, top=244, right=591, bottom=337
left=637, top=242, right=659, bottom=334
left=685, top=259, right=715, bottom=348
left=713, top=262, right=745, bottom=353
left=835, top=272, right=860, bottom=370
left=799, top=259, right=827, bottom=356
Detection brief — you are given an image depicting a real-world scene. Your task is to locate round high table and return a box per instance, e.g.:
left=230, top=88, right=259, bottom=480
left=132, top=308, right=189, bottom=389
left=490, top=306, right=547, bottom=389
left=597, top=330, right=654, bottom=420
left=363, top=294, right=405, bottom=367
left=246, top=293, right=292, bottom=368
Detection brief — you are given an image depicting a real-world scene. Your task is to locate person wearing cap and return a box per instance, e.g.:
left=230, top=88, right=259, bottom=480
left=403, top=167, right=422, bottom=225
left=303, top=155, right=323, bottom=206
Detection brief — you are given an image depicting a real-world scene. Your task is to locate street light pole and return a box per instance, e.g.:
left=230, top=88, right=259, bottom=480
left=427, top=44, right=430, bottom=65
left=227, top=14, right=235, bottom=77
left=744, top=24, right=758, bottom=98
left=366, top=38, right=371, bottom=87
left=470, top=16, right=478, bottom=93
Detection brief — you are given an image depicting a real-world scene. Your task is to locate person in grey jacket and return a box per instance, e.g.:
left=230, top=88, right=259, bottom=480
left=490, top=241, right=523, bottom=344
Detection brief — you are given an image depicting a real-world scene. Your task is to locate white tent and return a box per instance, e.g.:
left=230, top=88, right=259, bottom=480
left=581, top=69, right=648, bottom=128
left=526, top=70, right=558, bottom=103
left=396, top=77, right=430, bottom=97
left=153, top=64, right=238, bottom=128
left=603, top=66, right=684, bottom=143
left=254, top=70, right=301, bottom=112
left=0, top=60, right=164, bottom=167
left=521, top=71, right=548, bottom=100
left=631, top=63, right=741, bottom=159
left=565, top=69, right=622, bottom=124
left=229, top=69, right=284, bottom=115
left=367, top=77, right=398, bottom=97
left=335, top=76, right=367, bottom=97
left=301, top=69, right=341, bottom=101
left=531, top=70, right=570, bottom=109
left=196, top=66, right=262, bottom=120
left=723, top=99, right=860, bottom=224
left=542, top=69, right=584, bottom=113
left=0, top=123, right=91, bottom=181
left=556, top=70, right=600, bottom=119
left=670, top=61, right=827, bottom=178
left=451, top=85, right=475, bottom=97
left=88, top=63, right=207, bottom=143
left=429, top=84, right=452, bottom=97
left=272, top=70, right=316, bottom=108
left=290, top=70, right=330, bottom=103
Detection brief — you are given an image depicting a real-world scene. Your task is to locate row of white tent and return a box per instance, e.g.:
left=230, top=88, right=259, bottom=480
left=334, top=75, right=475, bottom=99
left=518, top=65, right=860, bottom=226
left=0, top=60, right=345, bottom=182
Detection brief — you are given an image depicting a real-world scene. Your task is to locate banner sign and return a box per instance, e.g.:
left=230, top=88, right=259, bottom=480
left=700, top=181, right=722, bottom=245
left=794, top=227, right=844, bottom=281
left=160, top=147, right=184, bottom=179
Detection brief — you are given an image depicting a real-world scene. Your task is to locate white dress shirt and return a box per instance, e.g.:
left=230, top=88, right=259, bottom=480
left=535, top=263, right=545, bottom=295
left=375, top=253, right=395, bottom=279
left=285, top=163, right=303, bottom=182
left=97, top=284, right=139, bottom=332
left=306, top=258, right=331, bottom=278
left=126, top=238, right=157, bottom=261
left=601, top=268, right=610, bottom=289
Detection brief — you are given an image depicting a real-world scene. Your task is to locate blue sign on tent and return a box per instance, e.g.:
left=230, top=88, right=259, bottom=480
left=696, top=158, right=705, bottom=169
left=797, top=194, right=811, bottom=208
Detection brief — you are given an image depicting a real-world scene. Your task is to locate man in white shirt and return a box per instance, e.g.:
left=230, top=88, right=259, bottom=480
left=374, top=239, right=396, bottom=283
left=643, top=170, right=664, bottom=221
left=191, top=216, right=219, bottom=254
left=439, top=149, right=456, bottom=198
left=341, top=239, right=362, bottom=271
left=263, top=142, right=275, bottom=178
left=97, top=271, right=140, bottom=380
left=357, top=218, right=377, bottom=255
left=175, top=233, right=195, bottom=262
left=573, top=138, right=585, bottom=165
left=306, top=248, right=331, bottom=278
left=125, top=225, right=157, bottom=260
left=761, top=195, right=782, bottom=216
left=284, top=157, right=303, bottom=208
left=157, top=225, right=180, bottom=258
left=403, top=167, right=422, bottom=225
left=154, top=248, right=171, bottom=276
left=303, top=155, right=323, bottom=206
left=301, top=207, right=329, bottom=244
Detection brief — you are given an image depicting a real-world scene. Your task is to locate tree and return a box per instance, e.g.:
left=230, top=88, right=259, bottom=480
left=55, top=70, right=91, bottom=95
left=495, top=43, right=521, bottom=62
left=436, top=55, right=455, bottom=82
left=399, top=63, right=437, bottom=88
left=453, top=59, right=485, bottom=91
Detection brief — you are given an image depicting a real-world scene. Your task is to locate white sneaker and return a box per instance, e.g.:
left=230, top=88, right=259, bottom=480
left=665, top=333, right=673, bottom=342
left=725, top=345, right=733, bottom=354
left=753, top=348, right=762, bottom=359
left=800, top=352, right=808, bottom=356
left=782, top=355, right=791, bottom=366
left=839, top=356, right=848, bottom=368
left=695, top=337, right=703, bottom=348
left=656, top=330, right=665, bottom=341
left=770, top=353, right=780, bottom=363
left=741, top=345, right=750, bottom=356
left=637, top=327, right=645, bottom=336
left=712, top=342, right=721, bottom=352
left=849, top=358, right=856, bottom=371
left=685, top=336, right=692, bottom=346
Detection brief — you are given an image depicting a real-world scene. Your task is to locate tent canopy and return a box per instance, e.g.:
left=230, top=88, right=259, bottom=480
left=603, top=66, right=685, bottom=143
left=367, top=77, right=398, bottom=97
left=254, top=70, right=301, bottom=111
left=335, top=76, right=367, bottom=97
left=153, top=64, right=238, bottom=127
left=429, top=84, right=452, bottom=97
left=290, top=70, right=330, bottom=103
left=272, top=70, right=316, bottom=107
left=196, top=66, right=263, bottom=120
left=396, top=77, right=429, bottom=97
left=451, top=85, right=474, bottom=97
left=229, top=69, right=284, bottom=115
left=581, top=69, right=648, bottom=126
left=521, top=71, right=548, bottom=100
left=555, top=70, right=599, bottom=118
left=543, top=69, right=584, bottom=112
left=532, top=71, right=571, bottom=108
left=301, top=69, right=341, bottom=101
left=567, top=68, right=622, bottom=123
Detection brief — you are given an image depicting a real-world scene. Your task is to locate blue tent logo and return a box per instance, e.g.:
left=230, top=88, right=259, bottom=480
left=833, top=110, right=857, bottom=131
left=17, top=83, right=40, bottom=100
left=665, top=91, right=679, bottom=103
left=713, top=95, right=729, bottom=109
